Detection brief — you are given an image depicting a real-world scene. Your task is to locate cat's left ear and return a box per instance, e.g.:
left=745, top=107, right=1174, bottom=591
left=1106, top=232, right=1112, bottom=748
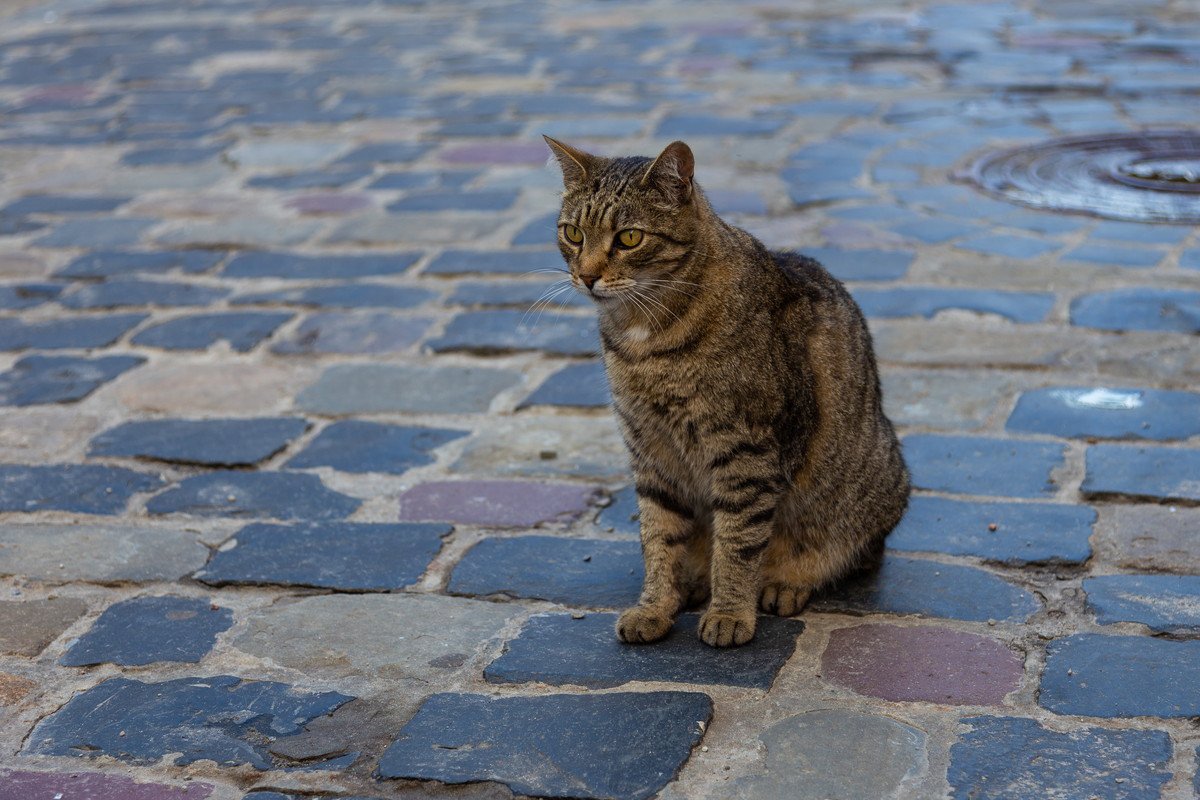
left=544, top=135, right=596, bottom=189
left=641, top=140, right=694, bottom=205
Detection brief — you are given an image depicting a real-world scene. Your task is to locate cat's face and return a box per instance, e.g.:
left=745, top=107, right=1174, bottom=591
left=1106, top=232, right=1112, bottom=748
left=546, top=138, right=699, bottom=308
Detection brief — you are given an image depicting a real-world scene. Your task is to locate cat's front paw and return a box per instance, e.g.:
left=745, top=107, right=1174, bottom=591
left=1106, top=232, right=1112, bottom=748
left=698, top=610, right=756, bottom=647
left=616, top=606, right=673, bottom=644
left=759, top=583, right=811, bottom=617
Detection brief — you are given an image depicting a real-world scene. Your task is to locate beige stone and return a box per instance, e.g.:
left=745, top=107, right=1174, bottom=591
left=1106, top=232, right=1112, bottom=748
left=0, top=598, right=87, bottom=656
left=115, top=360, right=317, bottom=415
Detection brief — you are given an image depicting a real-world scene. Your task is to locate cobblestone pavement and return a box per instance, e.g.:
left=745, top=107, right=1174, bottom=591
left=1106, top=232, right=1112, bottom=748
left=0, top=0, right=1199, bottom=798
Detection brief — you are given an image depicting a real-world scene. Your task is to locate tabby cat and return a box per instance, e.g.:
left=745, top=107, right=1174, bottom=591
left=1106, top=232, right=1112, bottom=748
left=545, top=136, right=910, bottom=647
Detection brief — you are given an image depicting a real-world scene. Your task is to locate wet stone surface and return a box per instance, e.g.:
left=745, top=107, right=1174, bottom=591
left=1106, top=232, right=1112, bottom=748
left=197, top=522, right=450, bottom=590
left=88, top=417, right=309, bottom=466
left=486, top=612, right=805, bottom=690
left=449, top=536, right=642, bottom=607
left=377, top=692, right=712, bottom=800
left=61, top=595, right=233, bottom=667
left=25, top=676, right=353, bottom=768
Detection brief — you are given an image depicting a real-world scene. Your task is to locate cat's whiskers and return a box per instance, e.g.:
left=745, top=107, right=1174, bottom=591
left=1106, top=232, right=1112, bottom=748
left=521, top=278, right=573, bottom=330
left=630, top=285, right=681, bottom=328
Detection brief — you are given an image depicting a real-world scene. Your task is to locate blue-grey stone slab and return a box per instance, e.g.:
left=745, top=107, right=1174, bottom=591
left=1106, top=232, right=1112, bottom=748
left=0, top=216, right=48, bottom=235
left=378, top=691, right=710, bottom=800
left=387, top=190, right=517, bottom=212
left=1182, top=248, right=1200, bottom=271
left=1084, top=574, right=1200, bottom=633
left=813, top=555, right=1039, bottom=622
left=285, top=421, right=466, bottom=474
left=246, top=166, right=372, bottom=189
left=61, top=595, right=233, bottom=667
left=428, top=310, right=599, bottom=356
left=0, top=354, right=144, bottom=406
left=2, top=195, right=129, bottom=215
left=851, top=288, right=1053, bottom=322
left=131, top=312, right=291, bottom=352
left=1091, top=221, right=1192, bottom=244
left=597, top=485, right=640, bottom=535
left=511, top=212, right=559, bottom=246
left=0, top=314, right=147, bottom=350
left=1070, top=289, right=1200, bottom=333
left=890, top=219, right=980, bottom=244
left=121, top=145, right=224, bottom=166
left=231, top=284, right=434, bottom=309
left=59, top=280, right=230, bottom=309
left=889, top=495, right=1094, bottom=564
left=335, top=142, right=430, bottom=164
left=271, top=312, right=431, bottom=355
left=657, top=114, right=785, bottom=136
left=903, top=435, right=1065, bottom=498
left=1007, top=387, right=1200, bottom=440
left=89, top=418, right=309, bottom=466
left=800, top=247, right=913, bottom=281
left=34, top=218, right=155, bottom=248
left=367, top=170, right=479, bottom=190
left=450, top=536, right=641, bottom=607
left=55, top=250, right=224, bottom=279
left=423, top=249, right=564, bottom=276
left=1083, top=444, right=1200, bottom=502
left=949, top=716, right=1172, bottom=800
left=1041, top=634, right=1200, bottom=717
left=25, top=675, right=352, bottom=769
left=146, top=471, right=361, bottom=520
left=296, top=364, right=522, bottom=414
left=223, top=252, right=420, bottom=279
left=518, top=361, right=610, bottom=409
left=1063, top=243, right=1163, bottom=268
left=955, top=234, right=1059, bottom=259
left=0, top=464, right=162, bottom=514
left=486, top=612, right=804, bottom=689
left=0, top=283, right=62, bottom=310
left=197, top=521, right=450, bottom=590
left=447, top=280, right=590, bottom=309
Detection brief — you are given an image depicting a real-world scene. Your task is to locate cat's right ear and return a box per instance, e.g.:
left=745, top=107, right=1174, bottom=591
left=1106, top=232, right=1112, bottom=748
left=543, top=135, right=595, bottom=189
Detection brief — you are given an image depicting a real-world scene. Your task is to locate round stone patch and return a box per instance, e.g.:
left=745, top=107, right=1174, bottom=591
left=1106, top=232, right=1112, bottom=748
left=965, top=131, right=1200, bottom=223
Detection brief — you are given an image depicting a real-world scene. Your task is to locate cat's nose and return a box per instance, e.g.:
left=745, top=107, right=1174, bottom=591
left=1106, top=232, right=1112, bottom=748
left=580, top=274, right=599, bottom=290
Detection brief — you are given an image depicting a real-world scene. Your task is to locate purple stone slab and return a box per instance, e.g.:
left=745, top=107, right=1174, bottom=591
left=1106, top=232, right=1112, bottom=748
left=0, top=771, right=212, bottom=800
left=822, top=624, right=1023, bottom=705
left=397, top=480, right=601, bottom=527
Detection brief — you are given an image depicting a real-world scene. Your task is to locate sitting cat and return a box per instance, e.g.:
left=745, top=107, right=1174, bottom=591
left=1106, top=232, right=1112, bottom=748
left=545, top=136, right=910, bottom=647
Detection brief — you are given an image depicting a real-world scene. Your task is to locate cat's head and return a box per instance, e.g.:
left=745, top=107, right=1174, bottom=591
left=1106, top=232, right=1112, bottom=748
left=544, top=136, right=701, bottom=305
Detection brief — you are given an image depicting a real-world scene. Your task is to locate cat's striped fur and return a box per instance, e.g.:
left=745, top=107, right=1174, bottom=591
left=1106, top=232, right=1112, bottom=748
left=546, top=137, right=910, bottom=647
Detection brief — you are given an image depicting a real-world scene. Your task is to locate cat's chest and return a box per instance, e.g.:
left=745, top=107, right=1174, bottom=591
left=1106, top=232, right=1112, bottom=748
left=607, top=359, right=706, bottom=453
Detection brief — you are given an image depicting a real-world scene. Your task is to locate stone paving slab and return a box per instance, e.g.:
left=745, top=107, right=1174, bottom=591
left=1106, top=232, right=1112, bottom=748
left=0, top=597, right=87, bottom=657
left=377, top=692, right=712, bottom=800
left=0, top=771, right=213, bottom=800
left=60, top=595, right=232, bottom=667
left=88, top=417, right=309, bottom=466
left=486, top=612, right=805, bottom=690
left=0, top=524, right=209, bottom=583
left=25, top=675, right=353, bottom=768
left=0, top=354, right=142, bottom=406
left=197, top=521, right=449, bottom=591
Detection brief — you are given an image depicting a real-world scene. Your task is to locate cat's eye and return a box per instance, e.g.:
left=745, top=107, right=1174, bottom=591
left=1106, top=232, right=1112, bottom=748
left=616, top=229, right=644, bottom=249
left=562, top=224, right=584, bottom=244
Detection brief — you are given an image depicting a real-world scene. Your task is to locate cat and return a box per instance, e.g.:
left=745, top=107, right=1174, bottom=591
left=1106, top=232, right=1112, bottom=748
left=544, top=136, right=910, bottom=647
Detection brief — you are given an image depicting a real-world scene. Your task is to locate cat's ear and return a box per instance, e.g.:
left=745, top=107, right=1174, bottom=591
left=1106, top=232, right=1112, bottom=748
left=543, top=135, right=596, bottom=189
left=641, top=140, right=694, bottom=205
